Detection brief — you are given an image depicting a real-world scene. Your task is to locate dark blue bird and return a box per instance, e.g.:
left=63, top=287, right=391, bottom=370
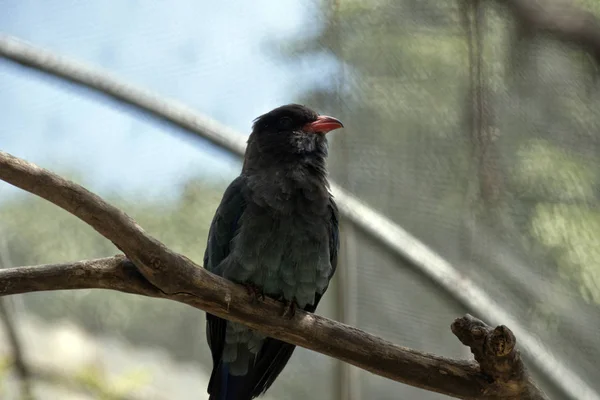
left=203, top=104, right=343, bottom=400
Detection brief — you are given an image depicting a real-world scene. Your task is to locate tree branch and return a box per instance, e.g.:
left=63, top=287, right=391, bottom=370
left=0, top=256, right=159, bottom=297
left=0, top=150, right=548, bottom=399
left=0, top=257, right=547, bottom=400
left=452, top=315, right=547, bottom=400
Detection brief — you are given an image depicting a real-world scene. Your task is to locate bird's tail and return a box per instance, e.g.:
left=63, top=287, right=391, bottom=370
left=208, top=363, right=252, bottom=400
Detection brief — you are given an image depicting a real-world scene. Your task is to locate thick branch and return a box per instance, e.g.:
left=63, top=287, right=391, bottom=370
left=0, top=150, right=199, bottom=293
left=452, top=315, right=546, bottom=400
left=0, top=257, right=547, bottom=400
left=0, top=256, right=159, bottom=297
left=0, top=150, right=549, bottom=399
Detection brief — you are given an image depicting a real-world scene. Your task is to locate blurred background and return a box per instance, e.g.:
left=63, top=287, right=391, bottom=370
left=1, top=0, right=600, bottom=399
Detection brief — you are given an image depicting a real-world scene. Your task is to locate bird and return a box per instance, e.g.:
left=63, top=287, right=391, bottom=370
left=203, top=104, right=343, bottom=400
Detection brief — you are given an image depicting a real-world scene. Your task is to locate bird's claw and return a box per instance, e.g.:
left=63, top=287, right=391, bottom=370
left=244, top=283, right=265, bottom=303
left=281, top=299, right=298, bottom=319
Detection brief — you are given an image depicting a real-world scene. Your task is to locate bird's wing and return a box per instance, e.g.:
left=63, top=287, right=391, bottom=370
left=206, top=190, right=340, bottom=400
left=204, top=176, right=247, bottom=397
left=309, top=196, right=340, bottom=313
left=204, top=176, right=247, bottom=275
left=247, top=197, right=340, bottom=398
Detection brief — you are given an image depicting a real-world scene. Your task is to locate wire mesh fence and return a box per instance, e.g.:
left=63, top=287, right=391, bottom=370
left=1, top=0, right=599, bottom=399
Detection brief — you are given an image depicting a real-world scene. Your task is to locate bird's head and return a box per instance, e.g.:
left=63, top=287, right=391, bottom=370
left=247, top=104, right=344, bottom=160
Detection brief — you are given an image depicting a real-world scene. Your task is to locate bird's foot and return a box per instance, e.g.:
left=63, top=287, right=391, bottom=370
left=281, top=299, right=298, bottom=319
left=243, top=283, right=265, bottom=304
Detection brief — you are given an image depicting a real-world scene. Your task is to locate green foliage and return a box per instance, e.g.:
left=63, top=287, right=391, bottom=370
left=531, top=204, right=600, bottom=303
left=514, top=139, right=597, bottom=202
left=512, top=140, right=600, bottom=302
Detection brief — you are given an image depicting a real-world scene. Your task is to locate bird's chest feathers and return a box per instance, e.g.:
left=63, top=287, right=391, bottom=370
left=246, top=162, right=328, bottom=213
left=227, top=167, right=332, bottom=308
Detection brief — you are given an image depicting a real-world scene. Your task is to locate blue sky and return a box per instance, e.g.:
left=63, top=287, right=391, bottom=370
left=0, top=0, right=338, bottom=201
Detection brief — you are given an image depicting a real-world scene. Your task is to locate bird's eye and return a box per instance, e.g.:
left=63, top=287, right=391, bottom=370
left=279, top=116, right=292, bottom=129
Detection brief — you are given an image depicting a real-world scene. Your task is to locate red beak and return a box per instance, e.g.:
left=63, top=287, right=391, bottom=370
left=304, top=115, right=344, bottom=134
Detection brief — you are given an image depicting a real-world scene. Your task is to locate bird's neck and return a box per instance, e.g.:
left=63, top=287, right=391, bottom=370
left=242, top=147, right=330, bottom=208
left=246, top=153, right=328, bottom=182
left=242, top=140, right=329, bottom=185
